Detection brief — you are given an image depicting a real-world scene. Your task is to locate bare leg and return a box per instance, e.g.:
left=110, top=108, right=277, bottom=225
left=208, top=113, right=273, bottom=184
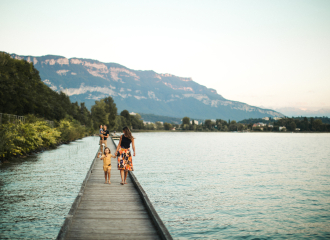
left=124, top=171, right=128, bottom=184
left=104, top=171, right=107, bottom=183
left=120, top=170, right=125, bottom=185
left=108, top=169, right=111, bottom=184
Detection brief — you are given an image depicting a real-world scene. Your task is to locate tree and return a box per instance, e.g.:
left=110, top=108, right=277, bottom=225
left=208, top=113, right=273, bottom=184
left=182, top=117, right=190, bottom=125
left=79, top=102, right=92, bottom=127
left=120, top=110, right=131, bottom=127
left=288, top=121, right=296, bottom=131
left=0, top=52, right=93, bottom=125
left=131, top=114, right=144, bottom=130
left=238, top=123, right=244, bottom=131
left=103, top=97, right=117, bottom=130
left=164, top=122, right=172, bottom=130
left=310, top=117, right=315, bottom=131
left=114, top=115, right=126, bottom=131
left=145, top=123, right=155, bottom=130
left=91, top=101, right=108, bottom=130
left=155, top=122, right=164, bottom=130
left=314, top=119, right=323, bottom=131
left=205, top=119, right=212, bottom=130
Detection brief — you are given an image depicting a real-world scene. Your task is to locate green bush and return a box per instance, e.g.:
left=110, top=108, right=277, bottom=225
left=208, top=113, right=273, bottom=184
left=0, top=117, right=90, bottom=161
left=0, top=121, right=61, bottom=160
left=58, top=119, right=88, bottom=143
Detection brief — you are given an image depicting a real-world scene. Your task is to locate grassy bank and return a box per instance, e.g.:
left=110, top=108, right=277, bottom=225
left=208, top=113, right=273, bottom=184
left=0, top=116, right=92, bottom=162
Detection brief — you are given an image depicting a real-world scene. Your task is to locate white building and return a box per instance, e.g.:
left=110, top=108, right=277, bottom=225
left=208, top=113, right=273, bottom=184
left=190, top=120, right=199, bottom=125
left=129, top=112, right=137, bottom=115
left=273, top=117, right=282, bottom=120
left=279, top=126, right=286, bottom=131
left=143, top=121, right=153, bottom=125
left=262, top=117, right=269, bottom=121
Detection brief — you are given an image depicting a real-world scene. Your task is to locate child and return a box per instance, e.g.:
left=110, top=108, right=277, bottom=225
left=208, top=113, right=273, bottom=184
left=100, top=147, right=116, bottom=184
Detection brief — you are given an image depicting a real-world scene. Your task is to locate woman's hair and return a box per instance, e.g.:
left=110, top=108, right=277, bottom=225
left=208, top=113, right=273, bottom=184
left=104, top=147, right=111, bottom=154
left=123, top=126, right=134, bottom=140
left=99, top=125, right=102, bottom=128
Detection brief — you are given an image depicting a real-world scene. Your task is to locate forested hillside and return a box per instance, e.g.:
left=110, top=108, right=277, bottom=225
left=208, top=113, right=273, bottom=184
left=0, top=52, right=144, bottom=161
left=0, top=52, right=91, bottom=125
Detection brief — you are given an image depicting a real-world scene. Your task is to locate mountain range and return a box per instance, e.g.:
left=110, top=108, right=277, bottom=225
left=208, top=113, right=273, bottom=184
left=273, top=107, right=330, bottom=118
left=10, top=53, right=284, bottom=121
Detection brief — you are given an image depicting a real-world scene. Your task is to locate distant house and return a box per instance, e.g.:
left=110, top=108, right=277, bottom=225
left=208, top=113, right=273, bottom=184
left=129, top=112, right=137, bottom=115
left=268, top=125, right=274, bottom=128
left=253, top=122, right=266, bottom=128
left=190, top=120, right=199, bottom=125
left=171, top=127, right=176, bottom=131
left=262, top=117, right=269, bottom=121
left=295, top=128, right=300, bottom=131
left=273, top=117, right=282, bottom=120
left=143, top=121, right=153, bottom=125
left=279, top=126, right=286, bottom=131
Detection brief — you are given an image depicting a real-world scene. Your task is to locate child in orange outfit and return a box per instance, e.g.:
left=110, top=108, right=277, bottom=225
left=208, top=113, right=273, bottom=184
left=100, top=147, right=116, bottom=184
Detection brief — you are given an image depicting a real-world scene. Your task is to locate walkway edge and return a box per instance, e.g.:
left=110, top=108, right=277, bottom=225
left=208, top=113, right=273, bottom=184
left=111, top=138, right=173, bottom=240
left=56, top=147, right=99, bottom=240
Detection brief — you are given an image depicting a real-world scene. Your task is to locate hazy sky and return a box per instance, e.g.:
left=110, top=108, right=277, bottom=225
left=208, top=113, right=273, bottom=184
left=1, top=0, right=330, bottom=112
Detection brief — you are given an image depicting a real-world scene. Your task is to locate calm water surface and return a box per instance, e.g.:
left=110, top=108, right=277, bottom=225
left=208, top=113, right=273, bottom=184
left=1, top=133, right=330, bottom=239
left=131, top=132, right=330, bottom=239
left=0, top=136, right=99, bottom=239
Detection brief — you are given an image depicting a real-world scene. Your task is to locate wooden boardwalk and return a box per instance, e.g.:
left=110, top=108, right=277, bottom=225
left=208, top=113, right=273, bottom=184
left=57, top=138, right=172, bottom=240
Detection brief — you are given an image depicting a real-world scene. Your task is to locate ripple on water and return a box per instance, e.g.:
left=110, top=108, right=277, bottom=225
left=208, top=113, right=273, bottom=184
left=0, top=136, right=99, bottom=239
left=131, top=132, right=330, bottom=239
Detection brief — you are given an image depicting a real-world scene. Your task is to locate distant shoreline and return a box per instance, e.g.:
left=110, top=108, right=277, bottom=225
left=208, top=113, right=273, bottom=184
left=130, top=130, right=330, bottom=133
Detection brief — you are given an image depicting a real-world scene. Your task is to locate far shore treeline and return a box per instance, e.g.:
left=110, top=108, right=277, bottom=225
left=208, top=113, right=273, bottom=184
left=1, top=52, right=330, bottom=161
left=175, top=116, right=330, bottom=132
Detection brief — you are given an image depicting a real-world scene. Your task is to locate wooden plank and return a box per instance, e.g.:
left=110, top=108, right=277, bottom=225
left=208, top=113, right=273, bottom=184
left=70, top=218, right=156, bottom=226
left=66, top=232, right=159, bottom=240
left=78, top=203, right=146, bottom=211
left=73, top=210, right=150, bottom=219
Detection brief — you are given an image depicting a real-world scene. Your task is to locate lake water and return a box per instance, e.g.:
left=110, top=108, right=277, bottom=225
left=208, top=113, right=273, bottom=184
left=0, top=136, right=99, bottom=239
left=131, top=132, right=330, bottom=239
left=1, top=133, right=330, bottom=239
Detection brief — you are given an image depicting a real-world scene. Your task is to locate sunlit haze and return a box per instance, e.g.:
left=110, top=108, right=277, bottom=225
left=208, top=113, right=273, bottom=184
left=1, top=0, right=330, bottom=115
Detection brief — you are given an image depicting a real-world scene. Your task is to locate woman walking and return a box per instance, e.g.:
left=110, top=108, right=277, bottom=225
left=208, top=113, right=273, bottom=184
left=115, top=126, right=135, bottom=185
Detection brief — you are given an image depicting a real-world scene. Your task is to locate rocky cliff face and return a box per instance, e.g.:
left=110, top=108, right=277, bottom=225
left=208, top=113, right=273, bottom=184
left=11, top=54, right=284, bottom=120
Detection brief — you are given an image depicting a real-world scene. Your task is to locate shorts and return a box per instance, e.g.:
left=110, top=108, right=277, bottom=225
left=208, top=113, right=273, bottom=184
left=103, top=164, right=111, bottom=172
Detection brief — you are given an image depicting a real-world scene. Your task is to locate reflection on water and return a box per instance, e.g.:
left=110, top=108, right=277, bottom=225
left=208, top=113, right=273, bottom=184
left=0, top=136, right=99, bottom=239
left=132, top=132, right=330, bottom=239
